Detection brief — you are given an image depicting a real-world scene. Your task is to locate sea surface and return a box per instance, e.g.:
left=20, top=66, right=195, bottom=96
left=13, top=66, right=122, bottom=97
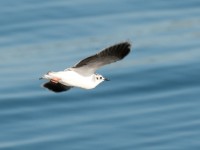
left=0, top=0, right=200, bottom=149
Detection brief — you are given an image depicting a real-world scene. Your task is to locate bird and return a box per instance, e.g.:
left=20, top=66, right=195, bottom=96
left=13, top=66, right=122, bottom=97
left=40, top=42, right=131, bottom=93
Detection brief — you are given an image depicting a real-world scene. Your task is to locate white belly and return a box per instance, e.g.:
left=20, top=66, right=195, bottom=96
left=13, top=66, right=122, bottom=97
left=50, top=71, right=96, bottom=89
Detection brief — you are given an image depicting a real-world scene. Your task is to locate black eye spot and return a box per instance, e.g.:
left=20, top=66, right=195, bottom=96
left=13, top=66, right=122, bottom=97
left=96, top=77, right=98, bottom=80
left=100, top=77, right=102, bottom=79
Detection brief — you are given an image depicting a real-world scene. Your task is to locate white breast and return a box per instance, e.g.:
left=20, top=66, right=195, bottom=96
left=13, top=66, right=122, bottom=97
left=52, top=70, right=97, bottom=89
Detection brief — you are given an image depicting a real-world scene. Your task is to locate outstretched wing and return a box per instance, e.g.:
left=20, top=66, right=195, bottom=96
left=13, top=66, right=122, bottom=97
left=42, top=82, right=72, bottom=93
left=70, top=42, right=131, bottom=76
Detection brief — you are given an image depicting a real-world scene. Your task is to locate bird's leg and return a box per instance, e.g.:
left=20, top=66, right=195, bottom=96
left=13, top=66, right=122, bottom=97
left=50, top=77, right=61, bottom=83
left=46, top=71, right=61, bottom=83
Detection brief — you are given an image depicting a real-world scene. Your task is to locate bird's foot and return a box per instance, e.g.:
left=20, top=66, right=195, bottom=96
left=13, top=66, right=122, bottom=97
left=50, top=77, right=61, bottom=83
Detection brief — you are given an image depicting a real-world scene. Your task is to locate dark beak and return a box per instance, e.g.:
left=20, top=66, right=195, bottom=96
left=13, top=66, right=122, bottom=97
left=104, top=78, right=110, bottom=81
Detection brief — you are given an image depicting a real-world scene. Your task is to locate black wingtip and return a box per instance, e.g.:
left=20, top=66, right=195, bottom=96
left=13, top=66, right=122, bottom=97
left=108, top=41, right=131, bottom=60
left=119, top=41, right=131, bottom=59
left=42, top=82, right=71, bottom=93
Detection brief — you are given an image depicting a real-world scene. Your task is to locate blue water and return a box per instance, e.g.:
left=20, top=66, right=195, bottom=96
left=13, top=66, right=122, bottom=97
left=1, top=0, right=200, bottom=149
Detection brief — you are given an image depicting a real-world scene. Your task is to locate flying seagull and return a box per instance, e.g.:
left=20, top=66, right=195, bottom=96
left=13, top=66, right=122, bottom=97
left=40, top=42, right=131, bottom=92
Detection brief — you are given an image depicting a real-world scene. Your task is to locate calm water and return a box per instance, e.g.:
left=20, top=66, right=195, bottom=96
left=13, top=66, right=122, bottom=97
left=1, top=0, right=200, bottom=149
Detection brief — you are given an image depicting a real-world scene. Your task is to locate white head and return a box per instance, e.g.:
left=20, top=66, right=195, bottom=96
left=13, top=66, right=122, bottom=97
left=93, top=74, right=109, bottom=86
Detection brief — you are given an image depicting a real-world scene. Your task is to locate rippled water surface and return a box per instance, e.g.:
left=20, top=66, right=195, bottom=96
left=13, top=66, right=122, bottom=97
left=1, top=0, right=200, bottom=149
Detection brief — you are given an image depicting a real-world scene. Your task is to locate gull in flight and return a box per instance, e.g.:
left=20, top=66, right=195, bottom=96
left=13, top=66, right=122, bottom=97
left=40, top=42, right=131, bottom=93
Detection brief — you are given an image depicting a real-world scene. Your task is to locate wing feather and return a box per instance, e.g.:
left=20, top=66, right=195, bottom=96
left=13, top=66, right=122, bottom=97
left=70, top=42, right=131, bottom=76
left=42, top=82, right=72, bottom=93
